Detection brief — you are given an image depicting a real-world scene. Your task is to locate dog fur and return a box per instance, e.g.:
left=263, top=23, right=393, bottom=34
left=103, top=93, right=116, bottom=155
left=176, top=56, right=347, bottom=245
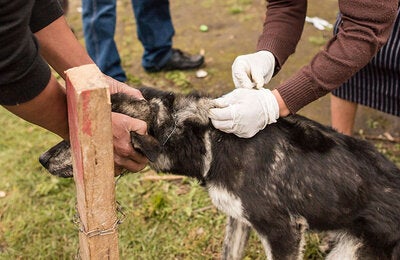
left=40, top=87, right=400, bottom=259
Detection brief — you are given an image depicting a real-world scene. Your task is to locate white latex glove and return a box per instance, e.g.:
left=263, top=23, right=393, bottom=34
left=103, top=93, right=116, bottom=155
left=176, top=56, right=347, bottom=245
left=232, top=50, right=275, bottom=89
left=209, top=88, right=279, bottom=138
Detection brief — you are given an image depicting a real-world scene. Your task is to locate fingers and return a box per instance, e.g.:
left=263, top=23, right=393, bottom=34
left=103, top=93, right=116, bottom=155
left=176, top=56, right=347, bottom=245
left=209, top=106, right=232, bottom=121
left=210, top=118, right=234, bottom=133
left=231, top=51, right=276, bottom=89
left=126, top=117, right=148, bottom=135
left=209, top=103, right=235, bottom=133
left=106, top=77, right=148, bottom=173
left=105, top=75, right=144, bottom=99
left=232, top=59, right=255, bottom=89
left=112, top=112, right=149, bottom=173
left=209, top=88, right=277, bottom=138
left=113, top=130, right=148, bottom=173
left=211, top=97, right=229, bottom=108
left=119, top=87, right=144, bottom=100
left=114, top=148, right=148, bottom=173
left=232, top=59, right=264, bottom=89
left=252, top=70, right=266, bottom=89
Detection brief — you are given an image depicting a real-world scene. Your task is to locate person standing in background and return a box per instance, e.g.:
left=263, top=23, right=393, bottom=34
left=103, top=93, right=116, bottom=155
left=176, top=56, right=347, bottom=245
left=82, top=0, right=205, bottom=82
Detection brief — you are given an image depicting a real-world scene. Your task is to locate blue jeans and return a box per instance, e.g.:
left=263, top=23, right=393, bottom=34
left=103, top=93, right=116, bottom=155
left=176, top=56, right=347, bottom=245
left=82, top=0, right=174, bottom=81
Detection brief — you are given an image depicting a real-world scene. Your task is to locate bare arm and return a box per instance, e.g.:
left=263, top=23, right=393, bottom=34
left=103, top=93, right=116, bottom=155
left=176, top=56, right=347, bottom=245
left=4, top=75, right=69, bottom=139
left=6, top=15, right=147, bottom=172
left=34, top=16, right=143, bottom=98
left=34, top=16, right=93, bottom=79
left=272, top=89, right=290, bottom=117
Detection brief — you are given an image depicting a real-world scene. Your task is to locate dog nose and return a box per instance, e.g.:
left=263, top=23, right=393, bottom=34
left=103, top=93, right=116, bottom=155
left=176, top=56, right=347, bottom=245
left=39, top=151, right=51, bottom=168
left=39, top=140, right=73, bottom=178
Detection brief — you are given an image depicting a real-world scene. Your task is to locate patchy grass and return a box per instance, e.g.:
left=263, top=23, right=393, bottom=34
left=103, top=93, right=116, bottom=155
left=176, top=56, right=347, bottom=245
left=0, top=105, right=255, bottom=259
left=1, top=0, right=399, bottom=259
left=2, top=104, right=397, bottom=259
left=0, top=106, right=325, bottom=259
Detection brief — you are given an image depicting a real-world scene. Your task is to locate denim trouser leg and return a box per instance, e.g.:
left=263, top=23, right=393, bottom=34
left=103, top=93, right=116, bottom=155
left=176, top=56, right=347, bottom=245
left=131, top=0, right=175, bottom=70
left=82, top=0, right=126, bottom=81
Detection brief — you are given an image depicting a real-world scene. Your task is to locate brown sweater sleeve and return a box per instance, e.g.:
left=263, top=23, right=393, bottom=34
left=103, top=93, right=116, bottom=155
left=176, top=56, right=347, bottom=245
left=258, top=0, right=398, bottom=114
left=257, top=0, right=307, bottom=73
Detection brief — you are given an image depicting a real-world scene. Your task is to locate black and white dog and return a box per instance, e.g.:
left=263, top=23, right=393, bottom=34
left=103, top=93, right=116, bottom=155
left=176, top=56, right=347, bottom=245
left=40, top=87, right=400, bottom=259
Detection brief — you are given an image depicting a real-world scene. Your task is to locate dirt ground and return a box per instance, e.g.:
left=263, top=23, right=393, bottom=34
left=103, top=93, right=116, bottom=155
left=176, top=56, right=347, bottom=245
left=66, top=0, right=400, bottom=138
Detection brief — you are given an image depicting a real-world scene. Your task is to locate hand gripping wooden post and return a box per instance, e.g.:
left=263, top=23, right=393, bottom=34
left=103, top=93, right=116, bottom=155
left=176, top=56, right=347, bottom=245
left=65, top=64, right=119, bottom=259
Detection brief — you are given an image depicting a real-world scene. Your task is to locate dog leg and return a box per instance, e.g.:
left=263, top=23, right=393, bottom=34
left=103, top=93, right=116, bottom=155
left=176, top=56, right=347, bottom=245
left=252, top=215, right=307, bottom=260
left=259, top=234, right=304, bottom=260
left=391, top=240, right=400, bottom=260
left=325, top=232, right=363, bottom=260
left=222, top=216, right=251, bottom=260
left=259, top=235, right=274, bottom=260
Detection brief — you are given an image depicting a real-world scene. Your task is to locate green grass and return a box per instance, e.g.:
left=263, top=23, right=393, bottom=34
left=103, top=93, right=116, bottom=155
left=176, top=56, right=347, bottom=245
left=0, top=107, right=255, bottom=259
left=2, top=94, right=398, bottom=259
left=1, top=0, right=399, bottom=258
left=0, top=100, right=398, bottom=260
left=0, top=106, right=322, bottom=260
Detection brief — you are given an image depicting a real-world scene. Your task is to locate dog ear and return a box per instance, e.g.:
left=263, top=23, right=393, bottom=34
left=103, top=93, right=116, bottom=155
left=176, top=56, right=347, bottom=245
left=130, top=132, right=161, bottom=162
left=139, top=86, right=175, bottom=109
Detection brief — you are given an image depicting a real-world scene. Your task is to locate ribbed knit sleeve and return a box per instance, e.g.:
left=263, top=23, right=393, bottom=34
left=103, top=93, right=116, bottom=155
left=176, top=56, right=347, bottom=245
left=258, top=0, right=398, bottom=114
left=257, top=0, right=307, bottom=73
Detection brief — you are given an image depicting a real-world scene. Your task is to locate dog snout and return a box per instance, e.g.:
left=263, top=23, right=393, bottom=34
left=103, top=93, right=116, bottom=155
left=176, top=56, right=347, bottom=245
left=39, top=141, right=73, bottom=178
left=39, top=151, right=52, bottom=169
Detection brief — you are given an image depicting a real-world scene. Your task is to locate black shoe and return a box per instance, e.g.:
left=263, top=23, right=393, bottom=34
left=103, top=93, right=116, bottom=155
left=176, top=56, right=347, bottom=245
left=147, top=49, right=204, bottom=72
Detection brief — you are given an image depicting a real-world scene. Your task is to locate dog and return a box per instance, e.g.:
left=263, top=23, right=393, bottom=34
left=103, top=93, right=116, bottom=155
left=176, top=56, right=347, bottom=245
left=39, top=87, right=400, bottom=259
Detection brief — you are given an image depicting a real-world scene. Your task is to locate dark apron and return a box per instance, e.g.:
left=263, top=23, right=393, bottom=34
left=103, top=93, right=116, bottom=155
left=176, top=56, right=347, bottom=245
left=332, top=9, right=400, bottom=117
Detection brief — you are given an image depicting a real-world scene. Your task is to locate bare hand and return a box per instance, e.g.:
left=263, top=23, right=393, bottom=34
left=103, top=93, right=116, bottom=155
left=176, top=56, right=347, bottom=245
left=112, top=112, right=149, bottom=174
left=104, top=75, right=149, bottom=173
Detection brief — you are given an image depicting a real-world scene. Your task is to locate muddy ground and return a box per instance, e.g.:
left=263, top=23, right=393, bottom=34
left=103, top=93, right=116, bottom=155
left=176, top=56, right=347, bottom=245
left=66, top=0, right=399, bottom=139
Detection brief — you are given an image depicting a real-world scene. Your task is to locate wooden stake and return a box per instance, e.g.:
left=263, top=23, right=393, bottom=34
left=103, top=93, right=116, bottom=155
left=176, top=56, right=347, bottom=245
left=66, top=64, right=119, bottom=259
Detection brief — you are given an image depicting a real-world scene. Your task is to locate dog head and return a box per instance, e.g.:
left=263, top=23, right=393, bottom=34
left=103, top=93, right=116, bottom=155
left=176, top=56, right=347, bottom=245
left=39, top=87, right=216, bottom=180
left=135, top=87, right=215, bottom=181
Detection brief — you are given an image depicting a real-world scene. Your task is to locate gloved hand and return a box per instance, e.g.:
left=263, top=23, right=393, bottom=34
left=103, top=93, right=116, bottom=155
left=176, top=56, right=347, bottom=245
left=231, top=50, right=275, bottom=89
left=209, top=88, right=279, bottom=138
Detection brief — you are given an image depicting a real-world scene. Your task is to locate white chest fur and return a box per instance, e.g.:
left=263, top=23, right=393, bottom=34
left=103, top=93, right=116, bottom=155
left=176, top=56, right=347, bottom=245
left=207, top=184, right=249, bottom=225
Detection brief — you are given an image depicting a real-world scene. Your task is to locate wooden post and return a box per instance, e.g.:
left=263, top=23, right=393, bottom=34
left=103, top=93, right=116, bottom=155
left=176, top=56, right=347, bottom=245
left=66, top=64, right=119, bottom=259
